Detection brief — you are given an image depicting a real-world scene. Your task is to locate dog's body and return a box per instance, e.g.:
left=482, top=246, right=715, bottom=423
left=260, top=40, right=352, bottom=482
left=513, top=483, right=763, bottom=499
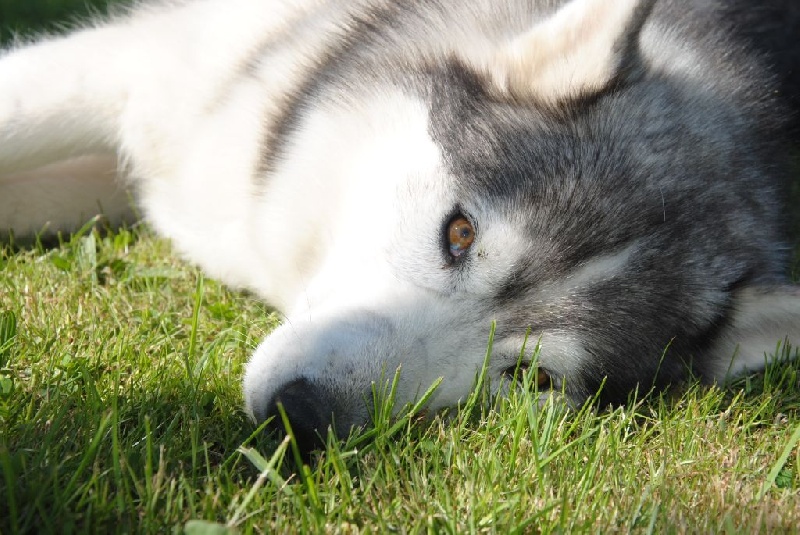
left=1, top=0, right=799, bottom=451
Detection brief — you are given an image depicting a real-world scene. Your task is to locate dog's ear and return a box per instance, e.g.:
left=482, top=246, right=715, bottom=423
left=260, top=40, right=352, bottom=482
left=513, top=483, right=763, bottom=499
left=707, top=285, right=800, bottom=379
left=477, top=0, right=656, bottom=104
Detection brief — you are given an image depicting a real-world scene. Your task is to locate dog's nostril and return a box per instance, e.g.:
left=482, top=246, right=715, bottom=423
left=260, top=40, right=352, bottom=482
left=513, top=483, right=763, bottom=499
left=263, top=378, right=333, bottom=456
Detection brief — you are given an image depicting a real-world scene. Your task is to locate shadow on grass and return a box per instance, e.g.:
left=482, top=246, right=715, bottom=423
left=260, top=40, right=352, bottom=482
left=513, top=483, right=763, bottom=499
left=0, top=378, right=285, bottom=533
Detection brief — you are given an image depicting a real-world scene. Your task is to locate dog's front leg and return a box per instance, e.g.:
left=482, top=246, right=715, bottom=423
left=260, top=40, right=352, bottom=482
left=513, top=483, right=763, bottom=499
left=0, top=0, right=309, bottom=237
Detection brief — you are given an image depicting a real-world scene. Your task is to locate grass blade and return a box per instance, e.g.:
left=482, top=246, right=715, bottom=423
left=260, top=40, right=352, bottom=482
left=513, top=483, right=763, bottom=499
left=758, top=423, right=800, bottom=498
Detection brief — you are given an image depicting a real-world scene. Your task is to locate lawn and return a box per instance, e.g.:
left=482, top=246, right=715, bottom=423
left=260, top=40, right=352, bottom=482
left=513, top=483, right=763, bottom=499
left=1, top=226, right=800, bottom=533
left=0, top=0, right=118, bottom=43
left=2, top=1, right=800, bottom=533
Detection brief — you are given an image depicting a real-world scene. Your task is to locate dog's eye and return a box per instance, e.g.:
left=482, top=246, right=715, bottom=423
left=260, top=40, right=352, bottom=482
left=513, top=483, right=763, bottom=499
left=504, top=363, right=551, bottom=389
left=447, top=215, right=475, bottom=257
left=535, top=368, right=550, bottom=388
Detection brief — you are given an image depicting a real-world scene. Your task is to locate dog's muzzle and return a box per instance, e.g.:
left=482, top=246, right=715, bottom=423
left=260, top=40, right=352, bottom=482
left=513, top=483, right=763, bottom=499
left=243, top=298, right=484, bottom=456
left=244, top=312, right=398, bottom=455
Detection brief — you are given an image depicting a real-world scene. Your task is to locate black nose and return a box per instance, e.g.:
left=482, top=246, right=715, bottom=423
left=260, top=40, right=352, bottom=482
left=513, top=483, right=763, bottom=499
left=264, top=378, right=333, bottom=456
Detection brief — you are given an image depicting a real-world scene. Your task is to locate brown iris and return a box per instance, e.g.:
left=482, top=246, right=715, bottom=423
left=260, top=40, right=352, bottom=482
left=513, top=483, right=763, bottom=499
left=535, top=367, right=550, bottom=388
left=508, top=362, right=550, bottom=388
left=447, top=216, right=475, bottom=257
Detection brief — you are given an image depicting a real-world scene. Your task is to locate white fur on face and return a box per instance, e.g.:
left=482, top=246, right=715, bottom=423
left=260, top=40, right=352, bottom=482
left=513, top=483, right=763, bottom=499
left=244, top=89, right=458, bottom=421
left=243, top=89, right=538, bottom=423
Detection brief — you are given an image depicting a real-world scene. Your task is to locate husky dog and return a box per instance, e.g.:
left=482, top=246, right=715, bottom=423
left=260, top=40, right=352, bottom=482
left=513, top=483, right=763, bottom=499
left=1, top=0, right=799, bottom=452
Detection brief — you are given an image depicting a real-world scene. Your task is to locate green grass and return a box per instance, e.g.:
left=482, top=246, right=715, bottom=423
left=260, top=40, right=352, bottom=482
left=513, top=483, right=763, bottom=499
left=1, top=225, right=800, bottom=533
left=0, top=0, right=122, bottom=45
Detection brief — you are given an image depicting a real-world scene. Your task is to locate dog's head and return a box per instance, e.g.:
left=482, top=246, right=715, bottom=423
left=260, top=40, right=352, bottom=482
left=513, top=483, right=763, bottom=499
left=243, top=0, right=800, bottom=452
